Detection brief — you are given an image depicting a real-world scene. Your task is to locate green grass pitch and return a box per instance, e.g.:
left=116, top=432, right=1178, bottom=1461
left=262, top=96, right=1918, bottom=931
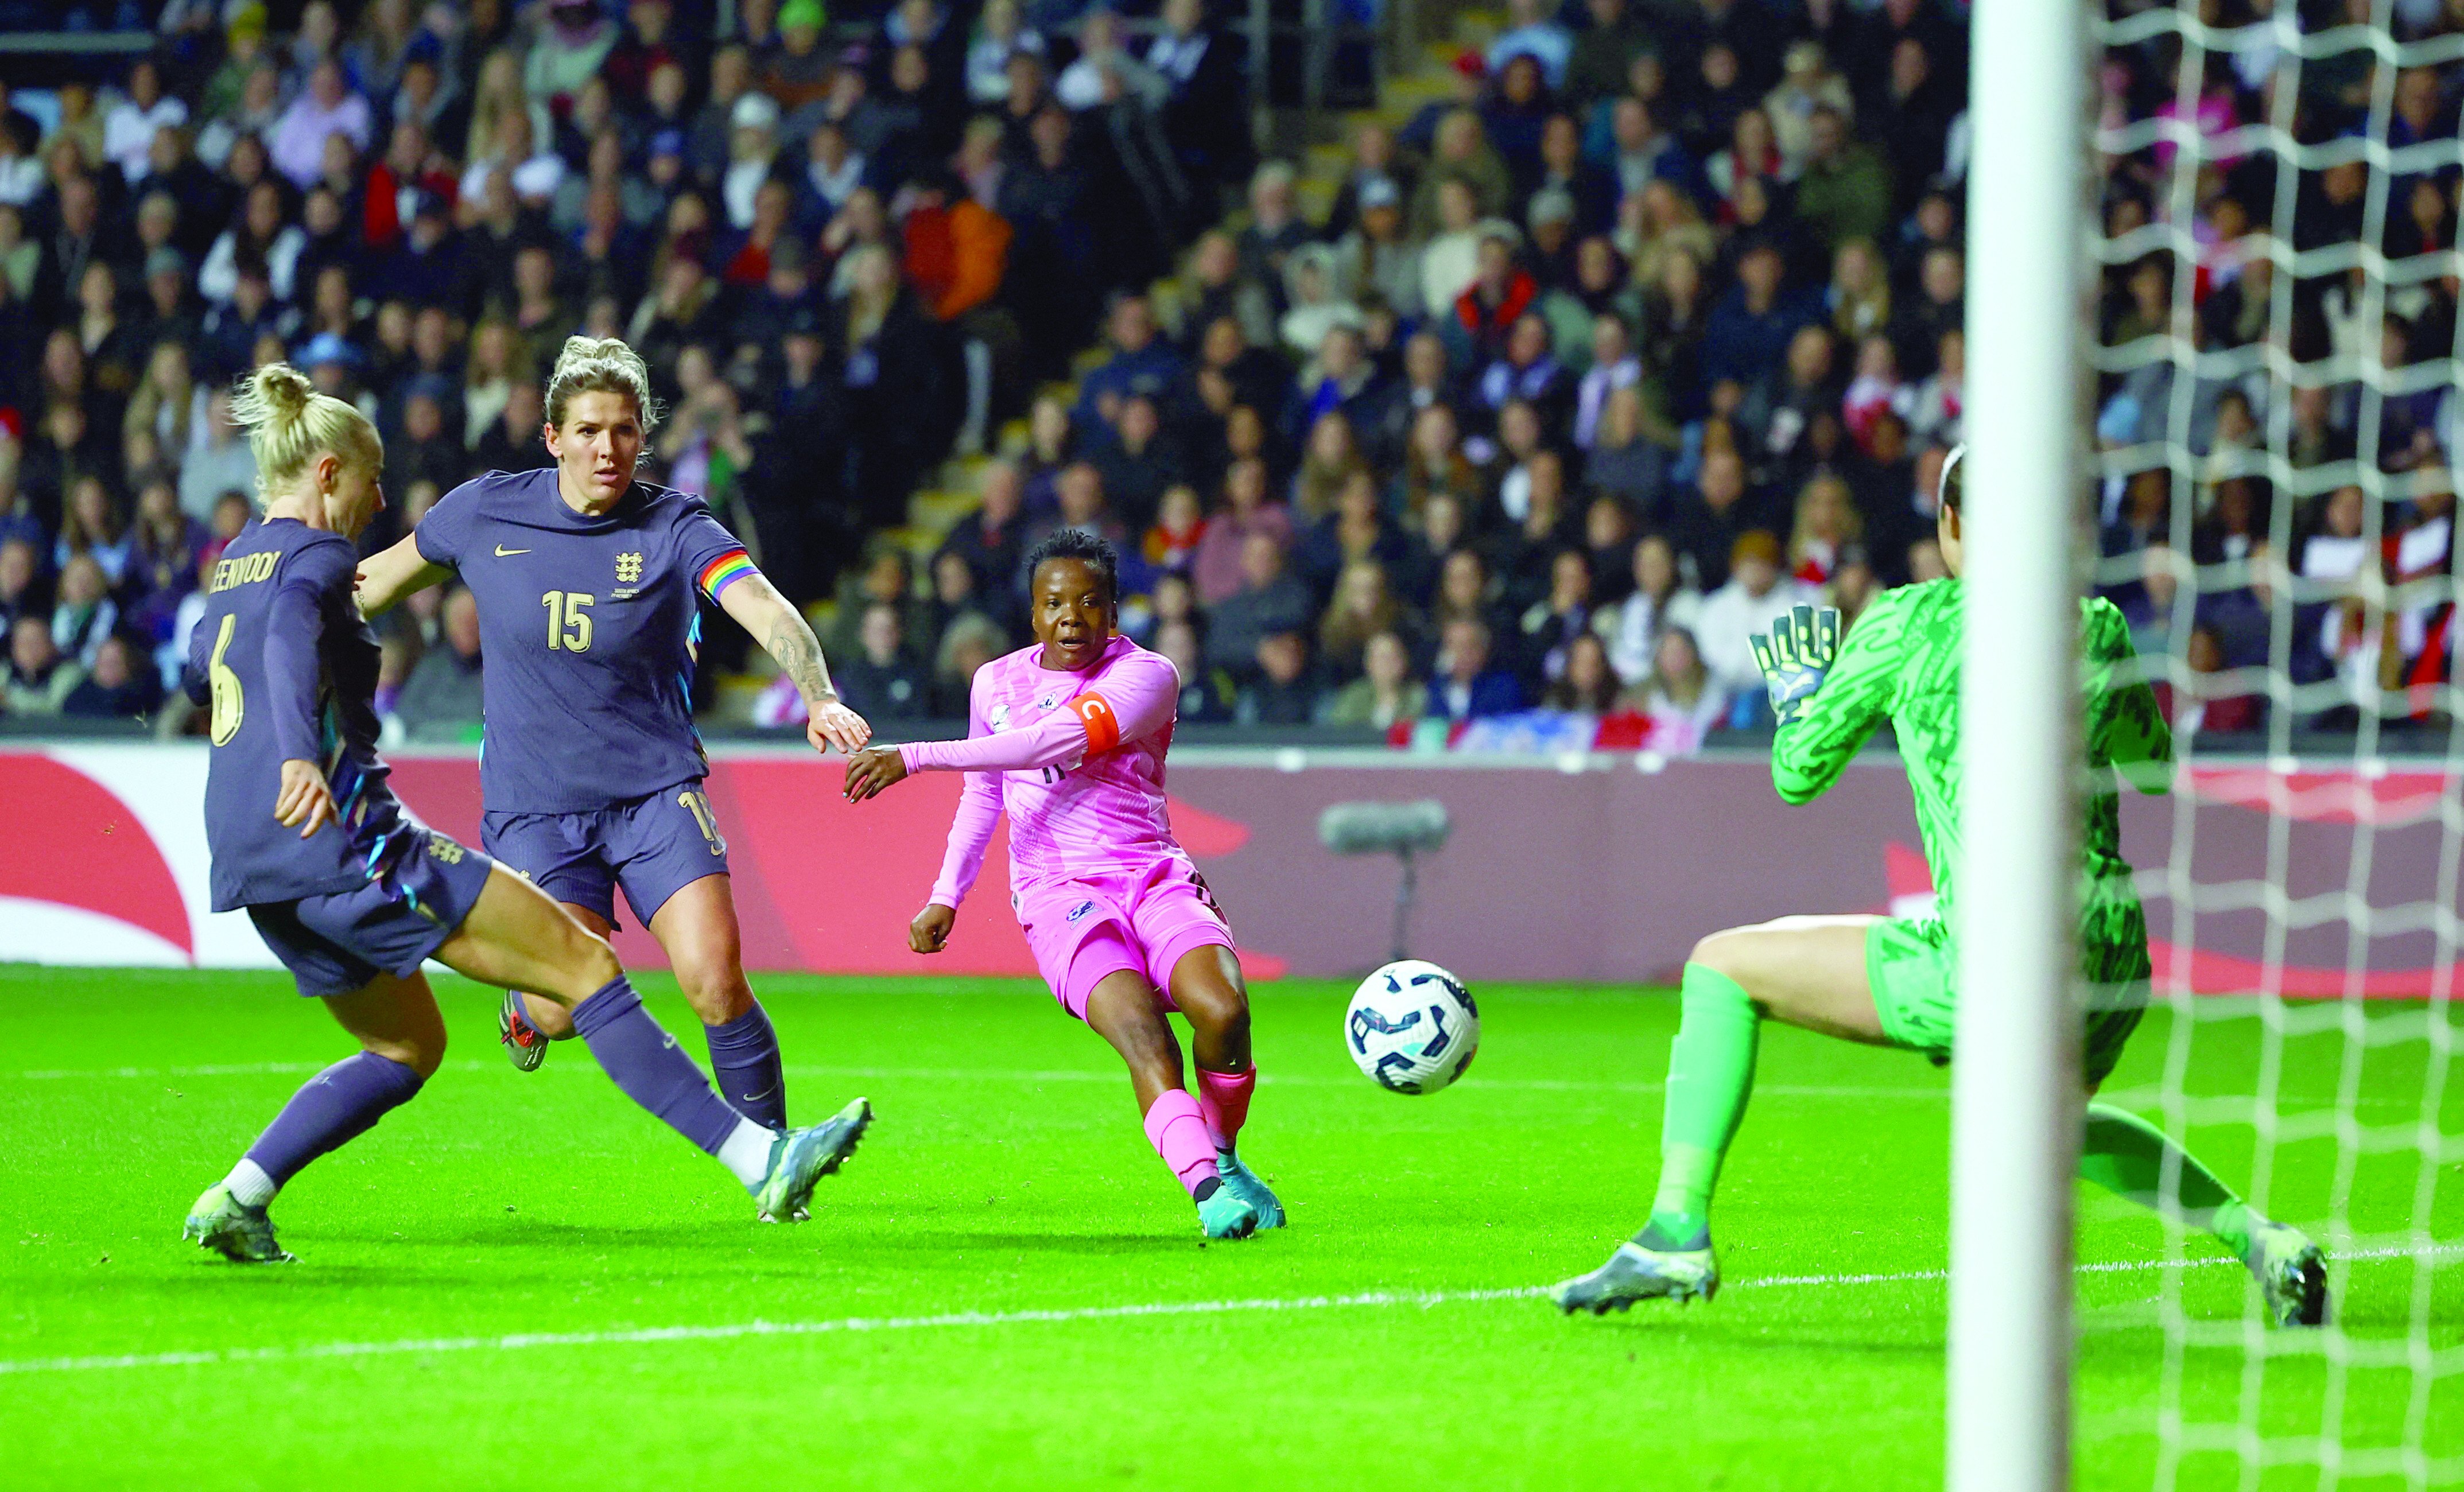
left=2, top=966, right=2457, bottom=1490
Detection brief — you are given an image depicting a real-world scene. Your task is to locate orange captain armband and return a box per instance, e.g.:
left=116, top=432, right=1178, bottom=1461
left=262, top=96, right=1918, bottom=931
left=1069, top=691, right=1122, bottom=755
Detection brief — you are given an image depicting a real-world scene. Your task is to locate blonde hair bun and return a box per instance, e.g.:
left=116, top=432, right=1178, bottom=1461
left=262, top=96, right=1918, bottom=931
left=229, top=362, right=381, bottom=504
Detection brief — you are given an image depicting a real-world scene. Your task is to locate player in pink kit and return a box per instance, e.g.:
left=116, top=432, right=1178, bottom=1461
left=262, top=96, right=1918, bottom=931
left=843, top=532, right=1282, bottom=1240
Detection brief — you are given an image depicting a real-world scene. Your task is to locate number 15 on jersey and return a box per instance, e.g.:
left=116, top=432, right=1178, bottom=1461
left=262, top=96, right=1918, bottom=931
left=542, top=590, right=594, bottom=652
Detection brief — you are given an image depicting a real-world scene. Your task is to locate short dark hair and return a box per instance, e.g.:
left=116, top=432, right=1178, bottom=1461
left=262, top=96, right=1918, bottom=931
left=1025, top=528, right=1120, bottom=608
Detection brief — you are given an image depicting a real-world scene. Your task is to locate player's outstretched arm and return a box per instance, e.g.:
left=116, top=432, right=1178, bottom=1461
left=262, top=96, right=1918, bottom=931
left=719, top=572, right=871, bottom=755
left=852, top=657, right=1175, bottom=795
left=1768, top=593, right=1904, bottom=805
left=2083, top=597, right=2175, bottom=795
left=352, top=533, right=452, bottom=619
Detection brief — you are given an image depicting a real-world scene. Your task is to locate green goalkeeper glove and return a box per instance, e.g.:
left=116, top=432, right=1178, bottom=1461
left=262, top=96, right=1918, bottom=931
left=1749, top=603, right=1843, bottom=727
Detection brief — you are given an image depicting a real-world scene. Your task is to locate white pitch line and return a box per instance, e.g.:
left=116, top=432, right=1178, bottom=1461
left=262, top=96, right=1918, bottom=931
left=2, top=1245, right=2452, bottom=1379
left=16, top=1062, right=2452, bottom=1112
left=0, top=1060, right=1954, bottom=1100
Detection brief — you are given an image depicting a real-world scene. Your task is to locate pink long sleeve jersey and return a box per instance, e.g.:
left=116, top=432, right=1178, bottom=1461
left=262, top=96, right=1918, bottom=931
left=899, top=635, right=1186, bottom=908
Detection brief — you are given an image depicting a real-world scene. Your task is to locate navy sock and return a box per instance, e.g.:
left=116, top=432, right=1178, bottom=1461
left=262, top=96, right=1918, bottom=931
left=243, top=1051, right=426, bottom=1188
left=703, top=1001, right=787, bottom=1130
left=569, top=977, right=748, bottom=1155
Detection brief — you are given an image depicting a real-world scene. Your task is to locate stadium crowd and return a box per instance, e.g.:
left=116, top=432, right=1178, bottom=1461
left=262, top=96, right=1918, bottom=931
left=0, top=0, right=2456, bottom=753
left=0, top=0, right=1251, bottom=735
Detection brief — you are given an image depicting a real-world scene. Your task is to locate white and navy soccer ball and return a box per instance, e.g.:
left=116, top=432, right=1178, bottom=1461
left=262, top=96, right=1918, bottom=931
left=1344, top=959, right=1479, bottom=1095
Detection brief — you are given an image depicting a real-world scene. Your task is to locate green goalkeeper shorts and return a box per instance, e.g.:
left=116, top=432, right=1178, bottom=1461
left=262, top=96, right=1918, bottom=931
left=1864, top=916, right=2148, bottom=1089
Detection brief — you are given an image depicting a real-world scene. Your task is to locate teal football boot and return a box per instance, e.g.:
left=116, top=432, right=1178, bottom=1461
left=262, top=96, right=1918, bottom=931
left=1549, top=1238, right=1720, bottom=1314
left=752, top=1097, right=871, bottom=1223
left=183, top=1182, right=295, bottom=1264
left=1214, top=1149, right=1284, bottom=1230
left=1196, top=1179, right=1262, bottom=1240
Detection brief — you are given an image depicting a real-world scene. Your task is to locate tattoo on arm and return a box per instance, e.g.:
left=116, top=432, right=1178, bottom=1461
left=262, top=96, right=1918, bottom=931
left=767, top=613, right=836, bottom=705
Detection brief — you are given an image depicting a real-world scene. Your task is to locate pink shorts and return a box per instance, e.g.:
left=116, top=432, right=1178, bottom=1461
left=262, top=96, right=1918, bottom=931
left=1014, top=856, right=1236, bottom=1021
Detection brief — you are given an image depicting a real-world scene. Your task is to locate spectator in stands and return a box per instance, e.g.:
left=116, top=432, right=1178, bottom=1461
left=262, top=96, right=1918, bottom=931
left=5, top=615, right=82, bottom=717
left=1418, top=180, right=1491, bottom=328
left=1090, top=393, right=1181, bottom=531
left=393, top=586, right=485, bottom=738
left=270, top=59, right=371, bottom=189
left=835, top=243, right=955, bottom=530
left=1333, top=177, right=1421, bottom=328
left=1026, top=461, right=1132, bottom=569
left=941, top=459, right=1027, bottom=617
left=0, top=0, right=2404, bottom=749
left=1584, top=384, right=1668, bottom=512
left=1239, top=631, right=1317, bottom=725
left=1489, top=0, right=1572, bottom=90
left=1636, top=625, right=1728, bottom=753
left=1542, top=630, right=1621, bottom=714
left=1206, top=530, right=1314, bottom=679
left=837, top=600, right=933, bottom=722
left=1145, top=483, right=1208, bottom=578
left=0, top=536, right=41, bottom=635
left=932, top=611, right=1007, bottom=720
left=105, top=60, right=188, bottom=184
left=1693, top=530, right=1815, bottom=717
left=1427, top=615, right=1524, bottom=722
left=1318, top=556, right=1418, bottom=681
left=1291, top=411, right=1370, bottom=524
left=1077, top=292, right=1183, bottom=428
left=1155, top=615, right=1236, bottom=723
left=1516, top=547, right=1595, bottom=687
left=1192, top=456, right=1291, bottom=606
left=1602, top=532, right=1700, bottom=686
left=63, top=632, right=161, bottom=721
left=1703, top=238, right=1818, bottom=390
left=1666, top=446, right=1774, bottom=590
left=51, top=551, right=119, bottom=669
left=1786, top=472, right=1865, bottom=587
left=1320, top=630, right=1427, bottom=730
left=2178, top=622, right=2264, bottom=737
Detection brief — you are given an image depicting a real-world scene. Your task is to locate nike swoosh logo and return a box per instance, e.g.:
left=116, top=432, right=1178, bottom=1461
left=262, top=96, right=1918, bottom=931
left=494, top=545, right=530, bottom=557
left=739, top=1083, right=779, bottom=1105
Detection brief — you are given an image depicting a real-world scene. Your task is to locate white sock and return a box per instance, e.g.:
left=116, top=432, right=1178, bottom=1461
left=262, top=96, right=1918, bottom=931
left=223, top=1159, right=277, bottom=1209
left=717, top=1118, right=778, bottom=1190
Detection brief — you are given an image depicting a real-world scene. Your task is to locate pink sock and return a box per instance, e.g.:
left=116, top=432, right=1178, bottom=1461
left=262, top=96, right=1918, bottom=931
left=1142, top=1089, right=1221, bottom=1198
left=1196, top=1066, right=1255, bottom=1152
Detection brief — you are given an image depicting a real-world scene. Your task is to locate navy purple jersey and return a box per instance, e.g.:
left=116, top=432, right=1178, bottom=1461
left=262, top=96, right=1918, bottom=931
left=189, top=518, right=413, bottom=912
left=413, top=467, right=755, bottom=814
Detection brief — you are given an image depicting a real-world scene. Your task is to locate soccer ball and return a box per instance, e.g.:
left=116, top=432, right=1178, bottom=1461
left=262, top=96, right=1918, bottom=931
left=1344, top=959, right=1479, bottom=1095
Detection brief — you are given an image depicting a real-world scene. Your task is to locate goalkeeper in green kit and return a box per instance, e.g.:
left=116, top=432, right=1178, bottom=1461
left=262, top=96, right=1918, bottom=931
left=1550, top=446, right=2326, bottom=1327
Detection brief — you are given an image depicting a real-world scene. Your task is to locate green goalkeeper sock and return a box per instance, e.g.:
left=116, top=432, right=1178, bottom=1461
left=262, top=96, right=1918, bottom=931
left=2078, top=1102, right=2255, bottom=1261
left=1640, top=963, right=1761, bottom=1250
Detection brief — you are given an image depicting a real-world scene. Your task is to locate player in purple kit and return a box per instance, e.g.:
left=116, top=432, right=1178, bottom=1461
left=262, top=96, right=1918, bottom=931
left=843, top=531, right=1283, bottom=1240
left=181, top=365, right=870, bottom=1263
left=355, top=339, right=867, bottom=1184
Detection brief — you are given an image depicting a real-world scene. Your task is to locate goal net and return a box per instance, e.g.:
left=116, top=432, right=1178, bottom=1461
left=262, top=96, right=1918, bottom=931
left=2063, top=2, right=2463, bottom=1485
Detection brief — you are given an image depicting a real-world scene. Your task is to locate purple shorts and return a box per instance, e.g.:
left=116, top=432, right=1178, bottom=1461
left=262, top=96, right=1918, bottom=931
left=480, top=780, right=730, bottom=930
left=1015, top=856, right=1236, bottom=1021
left=246, top=829, right=496, bottom=999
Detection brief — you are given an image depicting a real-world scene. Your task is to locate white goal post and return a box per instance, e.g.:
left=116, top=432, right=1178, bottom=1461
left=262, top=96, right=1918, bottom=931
left=1951, top=2, right=2092, bottom=1489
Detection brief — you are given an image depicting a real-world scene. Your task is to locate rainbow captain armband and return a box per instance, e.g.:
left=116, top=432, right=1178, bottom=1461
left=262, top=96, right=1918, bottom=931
left=697, top=549, right=757, bottom=601
left=1068, top=692, right=1122, bottom=755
